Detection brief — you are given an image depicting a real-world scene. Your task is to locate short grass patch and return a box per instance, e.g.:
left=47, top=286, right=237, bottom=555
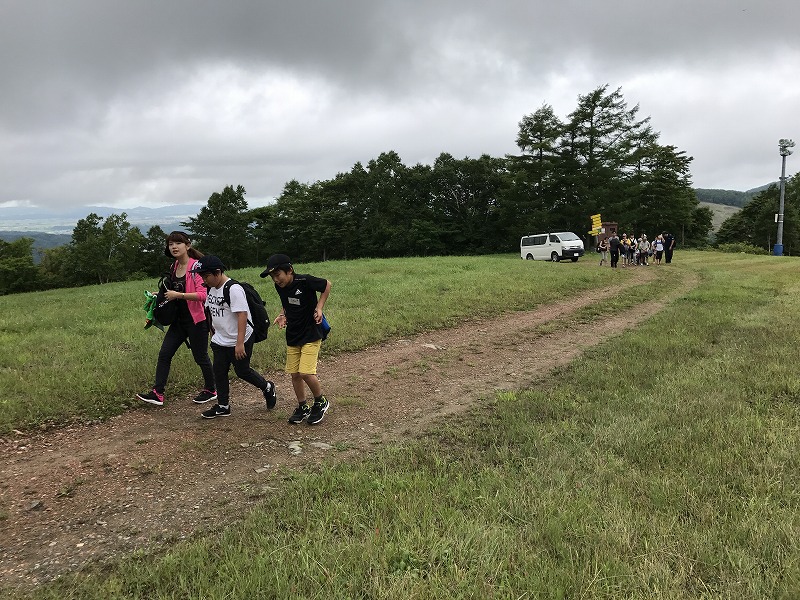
left=6, top=254, right=800, bottom=598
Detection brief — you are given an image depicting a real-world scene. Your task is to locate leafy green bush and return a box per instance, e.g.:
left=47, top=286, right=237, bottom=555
left=715, top=242, right=769, bottom=255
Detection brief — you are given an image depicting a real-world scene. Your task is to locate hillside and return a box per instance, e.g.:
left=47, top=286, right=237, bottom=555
left=0, top=231, right=72, bottom=262
left=694, top=183, right=774, bottom=207
left=694, top=182, right=778, bottom=230
left=699, top=201, right=740, bottom=231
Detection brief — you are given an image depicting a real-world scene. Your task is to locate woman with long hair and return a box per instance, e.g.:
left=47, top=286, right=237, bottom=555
left=137, top=231, right=216, bottom=406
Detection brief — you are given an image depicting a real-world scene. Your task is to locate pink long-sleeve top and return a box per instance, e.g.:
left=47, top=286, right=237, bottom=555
left=182, top=257, right=208, bottom=325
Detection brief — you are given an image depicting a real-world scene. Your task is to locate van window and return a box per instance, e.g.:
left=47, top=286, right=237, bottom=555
left=549, top=234, right=559, bottom=243
left=559, top=232, right=580, bottom=241
left=533, top=235, right=547, bottom=245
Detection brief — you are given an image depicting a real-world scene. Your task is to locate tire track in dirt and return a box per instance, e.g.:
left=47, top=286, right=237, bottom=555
left=0, top=266, right=696, bottom=587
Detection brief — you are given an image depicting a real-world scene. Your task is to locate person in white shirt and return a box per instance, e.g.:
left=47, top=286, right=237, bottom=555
left=654, top=235, right=665, bottom=265
left=189, top=255, right=276, bottom=419
left=637, top=235, right=651, bottom=266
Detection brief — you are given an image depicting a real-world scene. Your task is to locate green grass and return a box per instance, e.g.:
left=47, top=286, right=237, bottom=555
left=0, top=254, right=618, bottom=434
left=5, top=252, right=800, bottom=598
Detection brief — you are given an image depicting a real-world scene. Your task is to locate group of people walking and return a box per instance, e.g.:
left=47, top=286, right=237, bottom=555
left=596, top=231, right=675, bottom=269
left=137, top=231, right=333, bottom=425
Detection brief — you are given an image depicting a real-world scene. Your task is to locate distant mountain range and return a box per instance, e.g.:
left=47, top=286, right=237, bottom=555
left=0, top=204, right=205, bottom=233
left=0, top=204, right=205, bottom=262
left=0, top=231, right=74, bottom=261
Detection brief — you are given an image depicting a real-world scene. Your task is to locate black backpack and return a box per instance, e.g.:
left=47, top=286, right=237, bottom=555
left=152, top=270, right=179, bottom=327
left=221, top=279, right=270, bottom=343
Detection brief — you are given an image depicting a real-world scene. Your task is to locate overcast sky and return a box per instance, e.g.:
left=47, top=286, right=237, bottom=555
left=1, top=0, right=798, bottom=212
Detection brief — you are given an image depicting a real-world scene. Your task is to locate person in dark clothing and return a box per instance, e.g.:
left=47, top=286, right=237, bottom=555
left=608, top=230, right=621, bottom=268
left=664, top=232, right=676, bottom=263
left=597, top=237, right=608, bottom=266
left=137, top=231, right=216, bottom=407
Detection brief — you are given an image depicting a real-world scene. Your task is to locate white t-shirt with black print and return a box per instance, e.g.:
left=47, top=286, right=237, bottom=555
left=205, top=280, right=253, bottom=347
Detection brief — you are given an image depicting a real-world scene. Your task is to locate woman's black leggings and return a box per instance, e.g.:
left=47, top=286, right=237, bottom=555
left=154, top=312, right=214, bottom=394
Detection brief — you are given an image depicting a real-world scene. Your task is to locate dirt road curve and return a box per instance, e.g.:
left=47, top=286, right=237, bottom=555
left=0, top=267, right=691, bottom=587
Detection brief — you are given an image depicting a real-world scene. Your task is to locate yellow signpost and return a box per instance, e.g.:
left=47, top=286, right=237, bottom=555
left=588, top=213, right=602, bottom=235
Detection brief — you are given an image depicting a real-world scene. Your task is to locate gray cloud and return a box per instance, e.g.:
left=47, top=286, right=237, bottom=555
left=1, top=0, right=798, bottom=210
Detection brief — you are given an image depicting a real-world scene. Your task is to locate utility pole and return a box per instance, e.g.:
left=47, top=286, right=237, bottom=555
left=774, top=138, right=795, bottom=256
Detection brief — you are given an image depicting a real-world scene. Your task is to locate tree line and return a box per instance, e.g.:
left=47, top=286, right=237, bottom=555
left=2, top=84, right=715, bottom=295
left=695, top=188, right=764, bottom=208
left=714, top=174, right=800, bottom=252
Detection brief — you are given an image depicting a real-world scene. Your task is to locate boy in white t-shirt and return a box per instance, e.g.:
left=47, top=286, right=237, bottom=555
left=189, top=255, right=276, bottom=419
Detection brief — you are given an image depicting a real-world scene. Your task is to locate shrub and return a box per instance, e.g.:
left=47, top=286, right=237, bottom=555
left=715, top=242, right=769, bottom=255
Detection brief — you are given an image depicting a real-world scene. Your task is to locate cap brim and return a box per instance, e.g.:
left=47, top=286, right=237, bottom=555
left=259, top=268, right=273, bottom=278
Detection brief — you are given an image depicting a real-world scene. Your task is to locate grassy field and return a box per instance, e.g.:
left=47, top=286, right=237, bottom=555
left=3, top=252, right=800, bottom=598
left=0, top=254, right=615, bottom=434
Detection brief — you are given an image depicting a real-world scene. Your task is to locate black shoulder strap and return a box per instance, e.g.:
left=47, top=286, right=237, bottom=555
left=222, top=279, right=254, bottom=328
left=222, top=279, right=236, bottom=307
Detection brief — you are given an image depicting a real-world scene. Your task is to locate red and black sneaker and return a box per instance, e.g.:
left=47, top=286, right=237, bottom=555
left=137, top=389, right=164, bottom=406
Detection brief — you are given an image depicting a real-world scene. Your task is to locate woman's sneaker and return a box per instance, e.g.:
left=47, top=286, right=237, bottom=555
left=201, top=404, right=230, bottom=419
left=193, top=389, right=217, bottom=404
left=307, top=397, right=329, bottom=425
left=137, top=389, right=164, bottom=406
left=288, top=403, right=311, bottom=424
left=263, top=381, right=277, bottom=409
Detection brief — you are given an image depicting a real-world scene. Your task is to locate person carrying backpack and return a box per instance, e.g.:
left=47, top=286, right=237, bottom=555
left=261, top=254, right=332, bottom=425
left=597, top=237, right=608, bottom=266
left=136, top=231, right=216, bottom=407
left=189, top=255, right=277, bottom=419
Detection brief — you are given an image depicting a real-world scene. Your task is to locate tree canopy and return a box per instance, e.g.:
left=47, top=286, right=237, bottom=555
left=182, top=185, right=256, bottom=267
left=4, top=84, right=717, bottom=293
left=715, top=175, right=800, bottom=253
left=0, top=238, right=39, bottom=294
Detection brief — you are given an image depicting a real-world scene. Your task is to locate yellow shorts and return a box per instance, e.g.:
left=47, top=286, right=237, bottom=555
left=285, top=340, right=322, bottom=374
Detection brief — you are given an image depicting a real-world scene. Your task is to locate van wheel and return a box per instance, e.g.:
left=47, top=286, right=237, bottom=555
left=571, top=257, right=579, bottom=262
left=525, top=254, right=534, bottom=260
left=551, top=252, right=560, bottom=262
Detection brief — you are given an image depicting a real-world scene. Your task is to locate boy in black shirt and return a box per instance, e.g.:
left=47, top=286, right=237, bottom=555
left=261, top=254, right=332, bottom=425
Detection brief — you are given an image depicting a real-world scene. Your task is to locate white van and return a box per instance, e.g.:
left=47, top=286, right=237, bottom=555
left=520, top=232, right=585, bottom=262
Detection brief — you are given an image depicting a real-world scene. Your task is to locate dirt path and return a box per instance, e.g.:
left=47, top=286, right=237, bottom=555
left=0, top=267, right=694, bottom=587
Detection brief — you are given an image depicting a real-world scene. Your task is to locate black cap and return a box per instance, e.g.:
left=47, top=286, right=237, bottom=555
left=260, top=253, right=292, bottom=278
left=189, top=255, right=226, bottom=274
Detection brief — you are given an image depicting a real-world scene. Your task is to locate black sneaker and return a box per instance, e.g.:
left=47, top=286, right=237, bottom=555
left=201, top=404, right=230, bottom=419
left=263, top=381, right=277, bottom=409
left=193, top=389, right=217, bottom=404
left=307, top=397, right=329, bottom=425
left=288, top=403, right=311, bottom=424
left=137, top=389, right=164, bottom=406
